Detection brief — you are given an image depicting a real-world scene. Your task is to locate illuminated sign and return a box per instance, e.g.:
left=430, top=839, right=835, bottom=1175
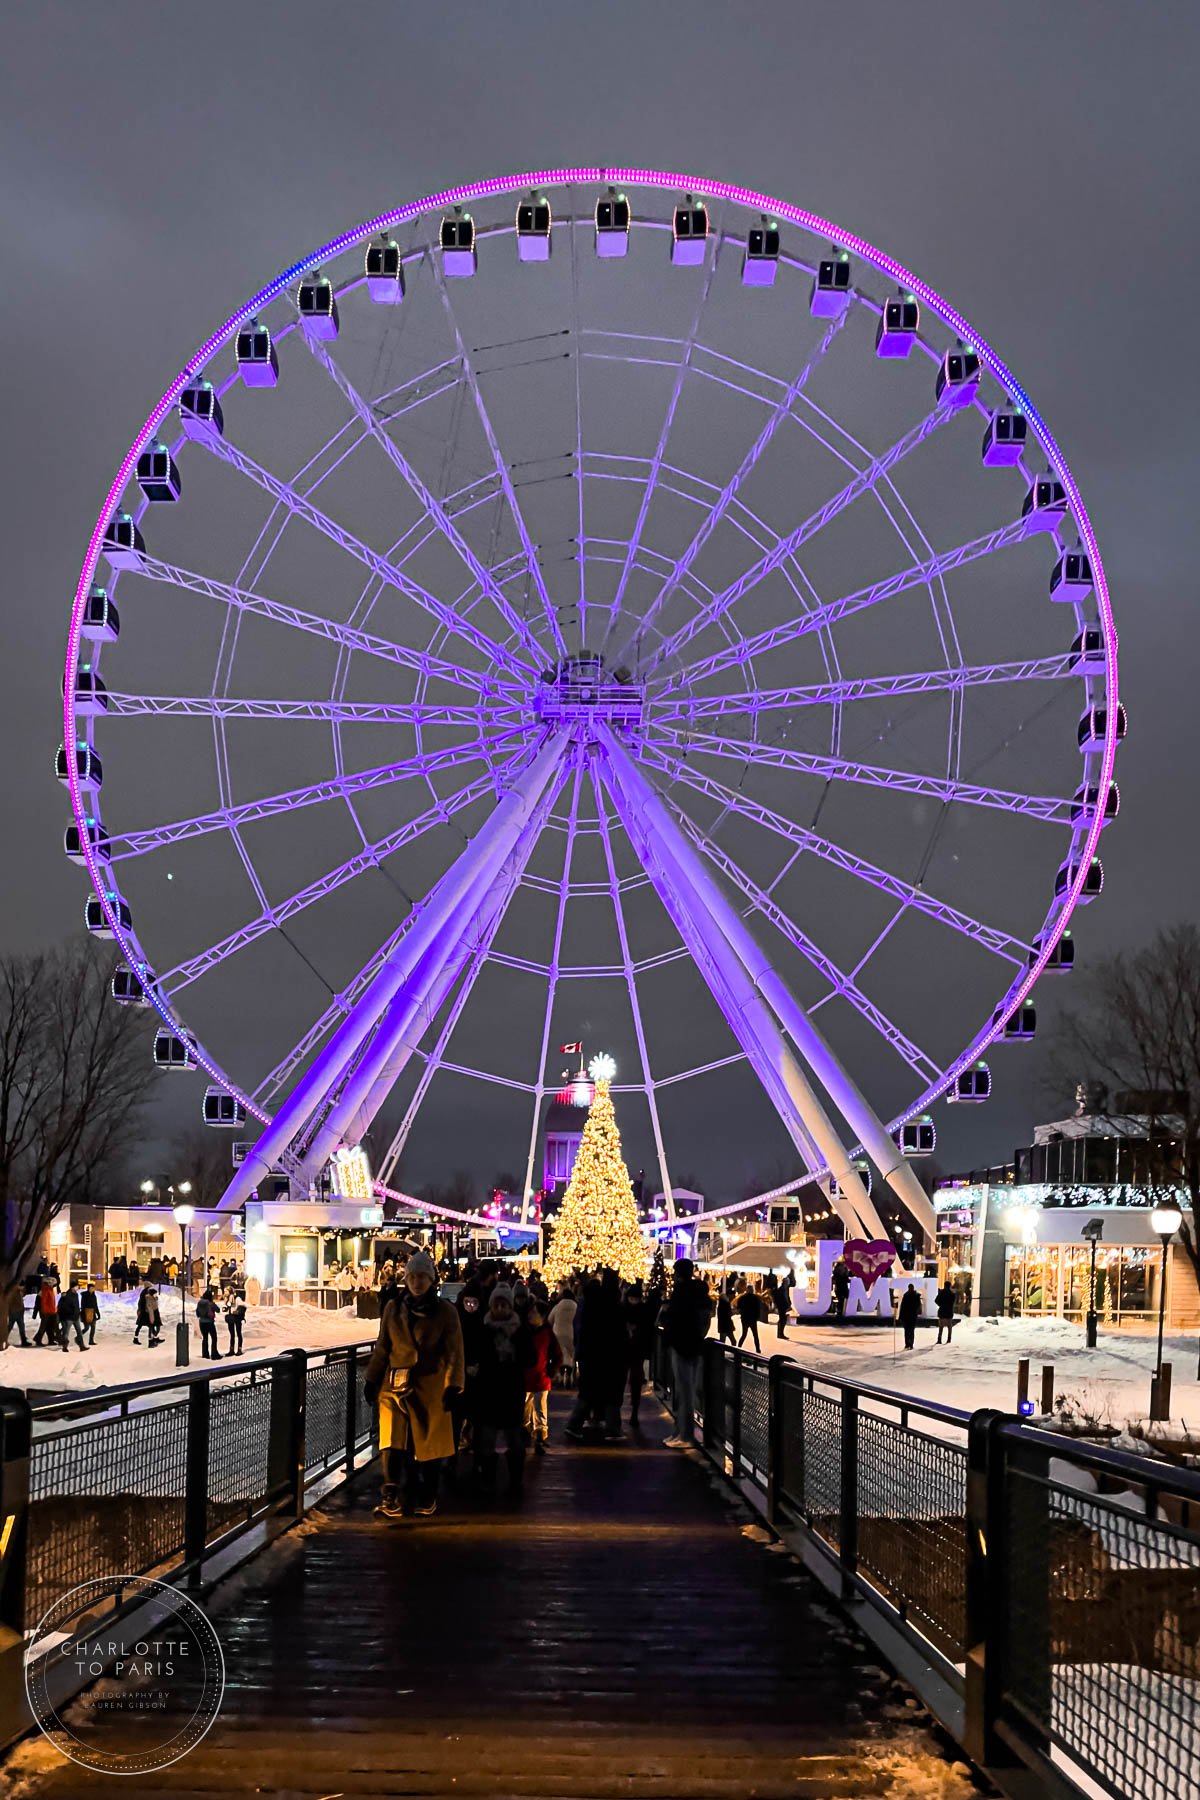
left=331, top=1146, right=373, bottom=1202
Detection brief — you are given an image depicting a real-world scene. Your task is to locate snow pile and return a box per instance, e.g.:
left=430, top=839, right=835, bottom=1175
left=2, top=1285, right=373, bottom=1396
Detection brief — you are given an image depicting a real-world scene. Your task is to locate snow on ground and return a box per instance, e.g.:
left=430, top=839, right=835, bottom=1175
left=0, top=1287, right=372, bottom=1397
left=739, top=1314, right=1200, bottom=1429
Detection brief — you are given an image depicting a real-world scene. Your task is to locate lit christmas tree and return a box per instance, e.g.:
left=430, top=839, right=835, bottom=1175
left=544, top=1056, right=650, bottom=1283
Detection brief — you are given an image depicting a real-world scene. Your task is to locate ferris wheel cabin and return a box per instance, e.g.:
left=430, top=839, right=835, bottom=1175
left=111, top=967, right=150, bottom=1006
left=1021, top=474, right=1068, bottom=527
left=82, top=586, right=119, bottom=643
left=741, top=221, right=780, bottom=287
left=365, top=237, right=405, bottom=303
left=67, top=668, right=108, bottom=716
left=179, top=379, right=224, bottom=440
left=1033, top=929, right=1075, bottom=972
left=811, top=254, right=851, bottom=316
left=64, top=819, right=110, bottom=864
left=297, top=276, right=340, bottom=341
left=56, top=744, right=102, bottom=792
left=935, top=348, right=980, bottom=409
left=85, top=895, right=131, bottom=938
left=440, top=213, right=476, bottom=277
left=1072, top=781, right=1119, bottom=825
left=153, top=1030, right=196, bottom=1072
left=594, top=192, right=630, bottom=257
left=671, top=199, right=709, bottom=266
left=516, top=197, right=552, bottom=261
left=102, top=513, right=144, bottom=571
left=1050, top=549, right=1093, bottom=600
left=235, top=323, right=279, bottom=387
left=1069, top=627, right=1106, bottom=674
left=136, top=443, right=181, bottom=504
left=982, top=408, right=1028, bottom=466
left=895, top=1115, right=936, bottom=1156
left=203, top=1087, right=246, bottom=1127
left=1078, top=703, right=1126, bottom=752
left=1055, top=856, right=1104, bottom=904
left=875, top=294, right=919, bottom=357
left=995, top=1001, right=1037, bottom=1041
left=949, top=1063, right=992, bottom=1104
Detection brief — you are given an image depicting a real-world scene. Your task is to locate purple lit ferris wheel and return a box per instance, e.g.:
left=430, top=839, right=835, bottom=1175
left=61, top=168, right=1120, bottom=1236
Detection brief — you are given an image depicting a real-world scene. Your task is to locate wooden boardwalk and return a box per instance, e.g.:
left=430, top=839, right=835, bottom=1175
left=5, top=1394, right=973, bottom=1799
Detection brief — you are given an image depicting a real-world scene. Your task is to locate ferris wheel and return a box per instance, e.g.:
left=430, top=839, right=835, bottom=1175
left=60, top=167, right=1120, bottom=1239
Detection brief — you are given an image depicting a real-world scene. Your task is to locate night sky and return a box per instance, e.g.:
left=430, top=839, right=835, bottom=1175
left=4, top=1, right=1197, bottom=1203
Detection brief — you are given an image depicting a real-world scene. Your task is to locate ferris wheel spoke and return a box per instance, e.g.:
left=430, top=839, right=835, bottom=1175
left=431, top=257, right=565, bottom=658
left=612, top=307, right=849, bottom=667
left=597, top=236, right=723, bottom=659
left=646, top=725, right=1075, bottom=825
left=567, top=201, right=589, bottom=650
left=161, top=758, right=521, bottom=998
left=107, top=731, right=527, bottom=861
left=654, top=516, right=1043, bottom=698
left=592, top=766, right=677, bottom=1217
left=638, top=741, right=1032, bottom=965
left=129, top=553, right=526, bottom=700
left=300, top=334, right=551, bottom=668
left=665, top=806, right=941, bottom=1084
left=196, top=429, right=536, bottom=680
left=652, top=652, right=1077, bottom=721
left=644, top=403, right=959, bottom=677
left=104, top=693, right=524, bottom=728
left=518, top=756, right=585, bottom=1219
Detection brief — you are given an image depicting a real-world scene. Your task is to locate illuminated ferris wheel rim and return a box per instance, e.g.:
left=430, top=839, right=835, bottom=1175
left=61, top=164, right=1120, bottom=1207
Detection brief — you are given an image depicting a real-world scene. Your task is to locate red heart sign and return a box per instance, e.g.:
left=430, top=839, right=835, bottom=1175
left=842, top=1239, right=896, bottom=1285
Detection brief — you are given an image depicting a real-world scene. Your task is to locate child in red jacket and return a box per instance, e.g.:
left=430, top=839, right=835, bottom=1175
left=523, top=1300, right=562, bottom=1454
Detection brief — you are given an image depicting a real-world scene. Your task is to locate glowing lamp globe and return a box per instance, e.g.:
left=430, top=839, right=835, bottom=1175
left=173, top=1202, right=195, bottom=1226
left=1151, top=1202, right=1182, bottom=1241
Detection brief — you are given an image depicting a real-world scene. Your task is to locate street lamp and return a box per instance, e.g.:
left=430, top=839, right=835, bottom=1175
left=1080, top=1218, right=1104, bottom=1349
left=1150, top=1200, right=1182, bottom=1381
left=173, top=1200, right=196, bottom=1368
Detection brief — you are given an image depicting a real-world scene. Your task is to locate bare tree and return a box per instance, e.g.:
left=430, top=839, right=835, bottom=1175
left=0, top=940, right=157, bottom=1296
left=1054, top=924, right=1200, bottom=1282
left=166, top=1123, right=236, bottom=1210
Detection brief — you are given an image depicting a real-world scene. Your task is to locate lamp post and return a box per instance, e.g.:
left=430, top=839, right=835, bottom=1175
left=1081, top=1217, right=1104, bottom=1349
left=1150, top=1200, right=1182, bottom=1381
left=173, top=1198, right=195, bottom=1368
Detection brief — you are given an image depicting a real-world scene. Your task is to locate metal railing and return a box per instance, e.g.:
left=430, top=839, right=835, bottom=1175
left=0, top=1341, right=377, bottom=1749
left=654, top=1335, right=1200, bottom=1800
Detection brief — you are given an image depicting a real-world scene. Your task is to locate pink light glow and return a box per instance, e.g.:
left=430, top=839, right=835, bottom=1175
left=64, top=167, right=1117, bottom=1141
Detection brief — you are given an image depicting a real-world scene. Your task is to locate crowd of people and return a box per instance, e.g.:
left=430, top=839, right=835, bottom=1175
left=2, top=1254, right=253, bottom=1358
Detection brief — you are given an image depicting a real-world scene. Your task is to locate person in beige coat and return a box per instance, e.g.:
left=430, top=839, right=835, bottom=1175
left=364, top=1250, right=464, bottom=1520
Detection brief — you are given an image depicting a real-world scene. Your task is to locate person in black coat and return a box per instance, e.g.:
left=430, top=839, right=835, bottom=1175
left=565, top=1270, right=628, bottom=1443
left=898, top=1284, right=923, bottom=1350
left=832, top=1258, right=851, bottom=1319
left=935, top=1282, right=957, bottom=1345
left=736, top=1284, right=762, bottom=1353
left=224, top=1292, right=247, bottom=1354
left=196, top=1289, right=221, bottom=1359
left=453, top=1280, right=487, bottom=1457
left=56, top=1282, right=88, bottom=1353
left=776, top=1276, right=793, bottom=1340
left=473, top=1284, right=533, bottom=1493
left=716, top=1286, right=736, bottom=1345
left=660, top=1259, right=713, bottom=1446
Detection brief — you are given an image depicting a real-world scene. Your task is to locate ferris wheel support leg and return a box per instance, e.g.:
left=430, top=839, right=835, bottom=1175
left=594, top=735, right=883, bottom=1242
left=220, top=732, right=569, bottom=1212
left=599, top=728, right=935, bottom=1240
left=291, top=774, right=562, bottom=1192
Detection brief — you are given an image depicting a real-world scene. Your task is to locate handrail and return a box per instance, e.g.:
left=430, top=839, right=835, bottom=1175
left=27, top=1339, right=377, bottom=1420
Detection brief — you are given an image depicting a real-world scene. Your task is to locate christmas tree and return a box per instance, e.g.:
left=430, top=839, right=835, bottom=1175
left=544, top=1064, right=649, bottom=1283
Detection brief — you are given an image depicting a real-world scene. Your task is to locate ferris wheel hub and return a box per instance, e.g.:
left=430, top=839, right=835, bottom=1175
left=534, top=654, right=643, bottom=734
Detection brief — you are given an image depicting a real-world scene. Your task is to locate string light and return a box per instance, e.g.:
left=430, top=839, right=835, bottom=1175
left=544, top=1072, right=649, bottom=1283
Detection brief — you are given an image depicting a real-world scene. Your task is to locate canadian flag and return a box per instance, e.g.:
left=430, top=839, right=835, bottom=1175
left=559, top=1041, right=582, bottom=1054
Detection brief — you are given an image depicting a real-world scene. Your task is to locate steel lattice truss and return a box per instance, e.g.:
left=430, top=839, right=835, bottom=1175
left=60, top=170, right=1119, bottom=1228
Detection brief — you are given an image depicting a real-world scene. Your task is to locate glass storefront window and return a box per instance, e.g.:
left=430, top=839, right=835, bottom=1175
left=1005, top=1244, right=1156, bottom=1321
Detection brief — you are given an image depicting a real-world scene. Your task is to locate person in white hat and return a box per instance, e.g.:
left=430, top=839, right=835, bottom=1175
left=363, top=1250, right=464, bottom=1519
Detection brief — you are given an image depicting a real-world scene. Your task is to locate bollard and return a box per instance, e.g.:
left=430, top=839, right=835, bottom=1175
left=1016, top=1358, right=1029, bottom=1411
left=1040, top=1364, right=1055, bottom=1417
left=1149, top=1363, right=1173, bottom=1423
